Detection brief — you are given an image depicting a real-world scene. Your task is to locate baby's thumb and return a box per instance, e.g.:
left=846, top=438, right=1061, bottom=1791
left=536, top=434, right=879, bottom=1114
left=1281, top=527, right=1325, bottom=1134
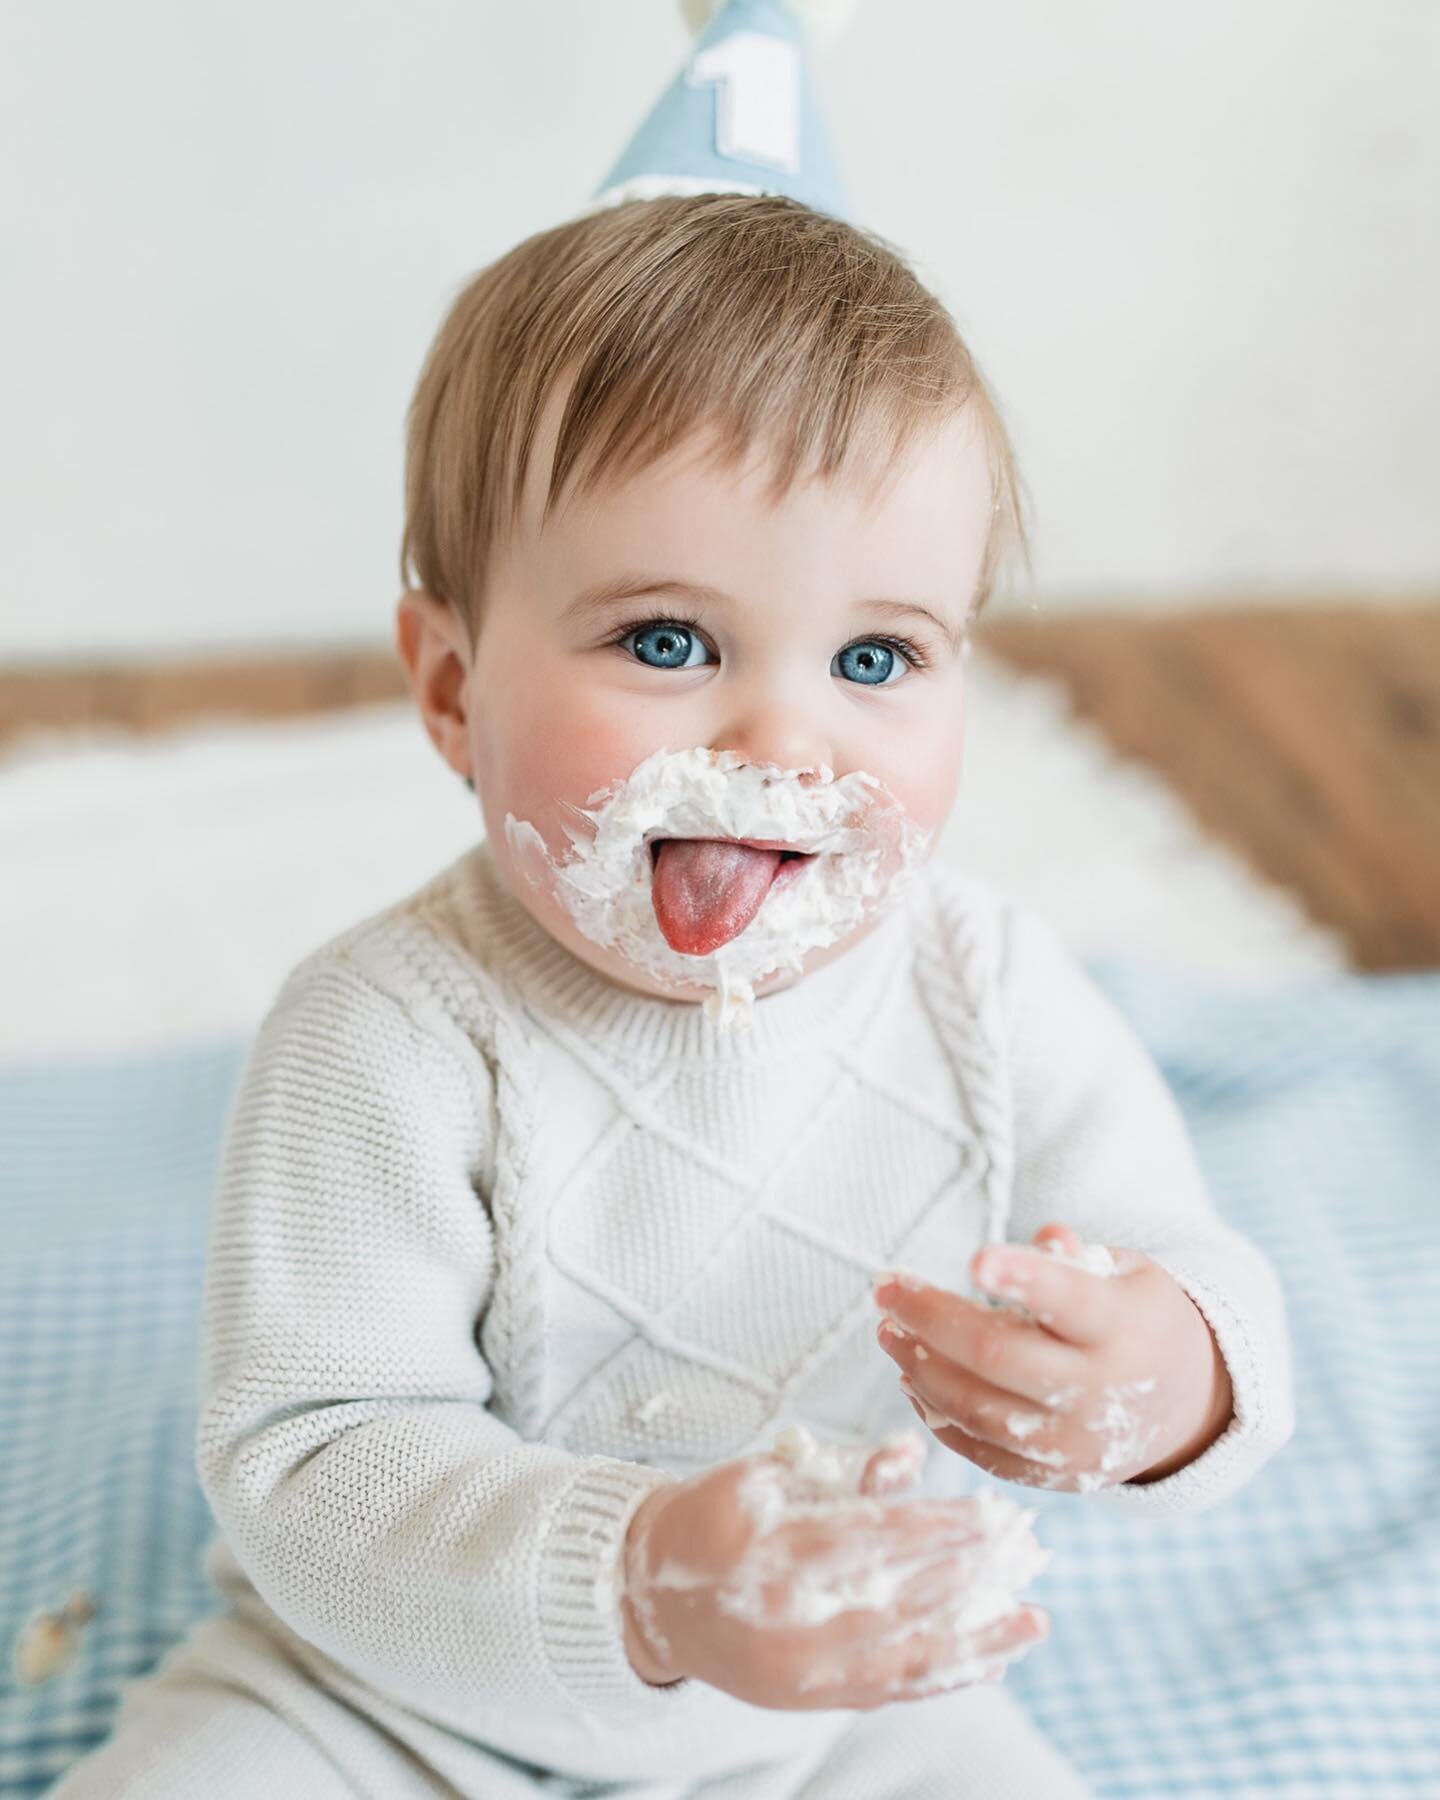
left=858, top=1429, right=927, bottom=1498
left=1032, top=1221, right=1083, bottom=1258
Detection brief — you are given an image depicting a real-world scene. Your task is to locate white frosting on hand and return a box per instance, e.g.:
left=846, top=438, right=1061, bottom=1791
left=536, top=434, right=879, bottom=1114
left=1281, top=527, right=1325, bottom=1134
left=626, top=1423, right=1051, bottom=1700
left=1039, top=1238, right=1118, bottom=1278
left=504, top=746, right=931, bottom=1030
left=722, top=1424, right=1050, bottom=1634
left=976, top=1236, right=1119, bottom=1315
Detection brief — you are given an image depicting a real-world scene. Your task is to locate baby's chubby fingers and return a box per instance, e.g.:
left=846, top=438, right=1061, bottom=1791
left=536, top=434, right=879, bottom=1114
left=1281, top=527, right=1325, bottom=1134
left=899, top=1401, right=1082, bottom=1491
left=872, top=1272, right=1079, bottom=1405
left=868, top=1605, right=1051, bottom=1705
left=857, top=1430, right=928, bottom=1498
left=969, top=1237, right=1125, bottom=1348
left=877, top=1334, right=1074, bottom=1468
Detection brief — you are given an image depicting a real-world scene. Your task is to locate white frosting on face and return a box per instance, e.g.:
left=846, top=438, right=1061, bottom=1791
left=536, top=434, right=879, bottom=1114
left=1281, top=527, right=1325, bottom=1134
left=503, top=746, right=932, bottom=1029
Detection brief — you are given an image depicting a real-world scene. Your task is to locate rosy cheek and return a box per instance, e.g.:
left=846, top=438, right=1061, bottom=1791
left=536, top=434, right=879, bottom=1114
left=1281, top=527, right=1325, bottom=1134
left=902, top=773, right=958, bottom=839
left=896, top=717, right=966, bottom=837
left=482, top=688, right=657, bottom=860
left=858, top=753, right=959, bottom=857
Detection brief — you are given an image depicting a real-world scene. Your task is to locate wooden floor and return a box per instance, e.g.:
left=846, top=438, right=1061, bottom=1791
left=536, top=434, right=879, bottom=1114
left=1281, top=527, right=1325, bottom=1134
left=979, top=608, right=1440, bottom=972
left=2, top=607, right=1437, bottom=971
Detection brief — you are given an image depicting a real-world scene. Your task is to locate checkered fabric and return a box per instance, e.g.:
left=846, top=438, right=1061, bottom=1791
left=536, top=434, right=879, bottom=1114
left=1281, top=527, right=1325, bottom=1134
left=2, top=961, right=1437, bottom=1797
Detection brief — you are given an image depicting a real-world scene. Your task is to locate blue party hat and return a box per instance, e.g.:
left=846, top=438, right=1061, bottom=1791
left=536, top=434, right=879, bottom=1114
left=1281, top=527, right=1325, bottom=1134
left=582, top=0, right=858, bottom=224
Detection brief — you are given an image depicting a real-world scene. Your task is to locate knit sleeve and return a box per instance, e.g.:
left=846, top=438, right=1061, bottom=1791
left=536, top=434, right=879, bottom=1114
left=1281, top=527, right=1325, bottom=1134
left=993, top=899, right=1295, bottom=1517
left=195, top=948, right=700, bottom=1729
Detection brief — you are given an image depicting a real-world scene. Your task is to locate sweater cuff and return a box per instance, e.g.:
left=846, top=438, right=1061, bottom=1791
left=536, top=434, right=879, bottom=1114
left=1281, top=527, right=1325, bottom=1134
left=538, top=1456, right=704, bottom=1711
left=1088, top=1262, right=1294, bottom=1518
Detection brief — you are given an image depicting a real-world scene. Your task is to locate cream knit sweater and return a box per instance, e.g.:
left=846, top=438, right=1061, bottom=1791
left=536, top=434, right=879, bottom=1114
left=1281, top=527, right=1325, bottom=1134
left=195, top=837, right=1294, bottom=1787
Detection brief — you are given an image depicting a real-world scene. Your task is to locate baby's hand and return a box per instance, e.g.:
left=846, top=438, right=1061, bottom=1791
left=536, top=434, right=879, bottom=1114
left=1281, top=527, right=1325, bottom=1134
left=873, top=1223, right=1235, bottom=1493
left=619, top=1432, right=1050, bottom=1710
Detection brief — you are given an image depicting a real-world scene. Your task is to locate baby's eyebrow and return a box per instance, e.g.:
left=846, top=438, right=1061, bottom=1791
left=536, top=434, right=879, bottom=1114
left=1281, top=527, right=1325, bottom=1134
left=561, top=573, right=730, bottom=624
left=562, top=573, right=965, bottom=653
left=862, top=598, right=967, bottom=655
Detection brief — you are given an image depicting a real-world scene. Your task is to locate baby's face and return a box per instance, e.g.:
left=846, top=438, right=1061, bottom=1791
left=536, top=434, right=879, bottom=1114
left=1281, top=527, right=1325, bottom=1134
left=446, top=381, right=991, bottom=1001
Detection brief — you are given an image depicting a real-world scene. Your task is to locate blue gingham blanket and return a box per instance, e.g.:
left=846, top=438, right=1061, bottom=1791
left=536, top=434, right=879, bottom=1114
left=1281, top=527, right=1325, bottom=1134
left=2, top=959, right=1438, bottom=1798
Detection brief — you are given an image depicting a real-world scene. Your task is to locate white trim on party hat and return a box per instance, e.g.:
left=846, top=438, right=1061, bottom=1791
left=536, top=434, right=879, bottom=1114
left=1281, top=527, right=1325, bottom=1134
left=581, top=0, right=858, bottom=223
left=581, top=175, right=769, bottom=216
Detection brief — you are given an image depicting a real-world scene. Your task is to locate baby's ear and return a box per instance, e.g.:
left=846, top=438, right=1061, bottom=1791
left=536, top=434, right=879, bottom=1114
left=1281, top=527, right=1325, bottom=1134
left=393, top=589, right=473, bottom=783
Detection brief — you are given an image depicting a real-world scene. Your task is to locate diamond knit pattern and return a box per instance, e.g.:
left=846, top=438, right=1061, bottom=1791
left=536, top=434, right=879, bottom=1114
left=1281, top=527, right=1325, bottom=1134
left=514, top=967, right=995, bottom=1475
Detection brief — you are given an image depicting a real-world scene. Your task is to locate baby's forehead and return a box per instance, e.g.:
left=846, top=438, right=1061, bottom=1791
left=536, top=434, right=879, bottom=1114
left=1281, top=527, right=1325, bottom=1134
left=493, top=376, right=993, bottom=625
left=542, top=405, right=985, bottom=534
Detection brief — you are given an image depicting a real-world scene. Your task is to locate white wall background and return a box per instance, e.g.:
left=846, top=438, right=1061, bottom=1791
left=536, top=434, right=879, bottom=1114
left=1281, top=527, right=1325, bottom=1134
left=2, top=0, right=1436, bottom=663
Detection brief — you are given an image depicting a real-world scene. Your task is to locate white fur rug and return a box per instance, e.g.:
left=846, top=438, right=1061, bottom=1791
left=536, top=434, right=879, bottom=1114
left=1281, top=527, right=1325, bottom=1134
left=0, top=651, right=1348, bottom=1062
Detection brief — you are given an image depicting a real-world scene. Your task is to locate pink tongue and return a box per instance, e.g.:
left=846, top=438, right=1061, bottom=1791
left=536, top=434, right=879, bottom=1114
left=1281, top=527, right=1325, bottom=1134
left=650, top=839, right=784, bottom=955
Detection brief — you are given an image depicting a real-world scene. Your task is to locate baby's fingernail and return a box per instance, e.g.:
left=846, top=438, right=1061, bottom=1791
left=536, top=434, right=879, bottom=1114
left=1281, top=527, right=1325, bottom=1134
left=872, top=1270, right=903, bottom=1306
left=874, top=1269, right=926, bottom=1298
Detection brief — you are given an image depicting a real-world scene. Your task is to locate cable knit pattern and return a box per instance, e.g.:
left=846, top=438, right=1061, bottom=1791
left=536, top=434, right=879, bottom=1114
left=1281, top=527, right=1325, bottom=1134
left=189, top=836, right=1294, bottom=1788
left=982, top=895, right=1295, bottom=1516
left=914, top=873, right=1016, bottom=1249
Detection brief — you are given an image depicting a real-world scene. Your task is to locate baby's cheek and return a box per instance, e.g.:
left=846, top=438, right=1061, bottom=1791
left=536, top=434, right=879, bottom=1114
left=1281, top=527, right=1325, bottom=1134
left=481, top=686, right=657, bottom=859
left=880, top=734, right=964, bottom=849
left=899, top=775, right=955, bottom=842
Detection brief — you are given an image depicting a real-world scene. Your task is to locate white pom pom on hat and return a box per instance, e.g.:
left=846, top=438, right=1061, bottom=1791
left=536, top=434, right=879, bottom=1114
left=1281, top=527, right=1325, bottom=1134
left=678, top=0, right=862, bottom=47
left=582, top=0, right=859, bottom=223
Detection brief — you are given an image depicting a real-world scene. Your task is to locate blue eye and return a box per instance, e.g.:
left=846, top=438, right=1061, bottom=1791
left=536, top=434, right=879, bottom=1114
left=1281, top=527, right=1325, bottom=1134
left=625, top=621, right=710, bottom=670
left=834, top=641, right=901, bottom=686
left=611, top=614, right=927, bottom=684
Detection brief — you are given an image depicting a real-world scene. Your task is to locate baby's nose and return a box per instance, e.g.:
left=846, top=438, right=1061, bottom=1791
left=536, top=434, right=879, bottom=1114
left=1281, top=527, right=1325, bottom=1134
left=716, top=750, right=832, bottom=792
left=711, top=710, right=832, bottom=788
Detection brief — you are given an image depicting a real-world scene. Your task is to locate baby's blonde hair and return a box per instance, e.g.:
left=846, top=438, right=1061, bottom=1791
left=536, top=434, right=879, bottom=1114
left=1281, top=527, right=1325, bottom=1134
left=401, top=193, right=1028, bottom=649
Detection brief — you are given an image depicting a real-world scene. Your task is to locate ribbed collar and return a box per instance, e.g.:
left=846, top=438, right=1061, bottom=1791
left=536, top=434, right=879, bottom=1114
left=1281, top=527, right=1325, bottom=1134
left=442, top=836, right=919, bottom=1063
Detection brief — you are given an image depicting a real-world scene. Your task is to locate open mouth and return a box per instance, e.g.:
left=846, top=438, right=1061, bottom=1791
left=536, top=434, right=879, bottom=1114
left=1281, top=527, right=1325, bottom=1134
left=647, top=839, right=819, bottom=899
left=648, top=838, right=816, bottom=867
left=646, top=837, right=821, bottom=955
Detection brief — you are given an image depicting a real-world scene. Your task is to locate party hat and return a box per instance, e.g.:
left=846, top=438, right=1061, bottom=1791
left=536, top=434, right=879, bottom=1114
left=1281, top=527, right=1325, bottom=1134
left=582, top=0, right=860, bottom=224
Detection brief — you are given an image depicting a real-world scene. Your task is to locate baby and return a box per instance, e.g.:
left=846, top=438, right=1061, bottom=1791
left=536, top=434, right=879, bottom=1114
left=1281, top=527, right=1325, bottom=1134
left=51, top=194, right=1294, bottom=1798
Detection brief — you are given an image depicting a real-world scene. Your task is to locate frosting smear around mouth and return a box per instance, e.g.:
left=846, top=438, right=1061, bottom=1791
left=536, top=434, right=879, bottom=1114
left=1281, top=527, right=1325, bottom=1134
left=503, top=746, right=931, bottom=1030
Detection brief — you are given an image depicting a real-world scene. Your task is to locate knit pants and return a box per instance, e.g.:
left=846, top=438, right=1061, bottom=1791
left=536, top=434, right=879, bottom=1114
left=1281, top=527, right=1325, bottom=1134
left=48, top=1612, right=1092, bottom=1799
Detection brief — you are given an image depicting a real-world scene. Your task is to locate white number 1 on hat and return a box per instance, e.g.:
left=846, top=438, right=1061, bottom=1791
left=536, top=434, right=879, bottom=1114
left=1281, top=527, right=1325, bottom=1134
left=686, top=31, right=802, bottom=175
